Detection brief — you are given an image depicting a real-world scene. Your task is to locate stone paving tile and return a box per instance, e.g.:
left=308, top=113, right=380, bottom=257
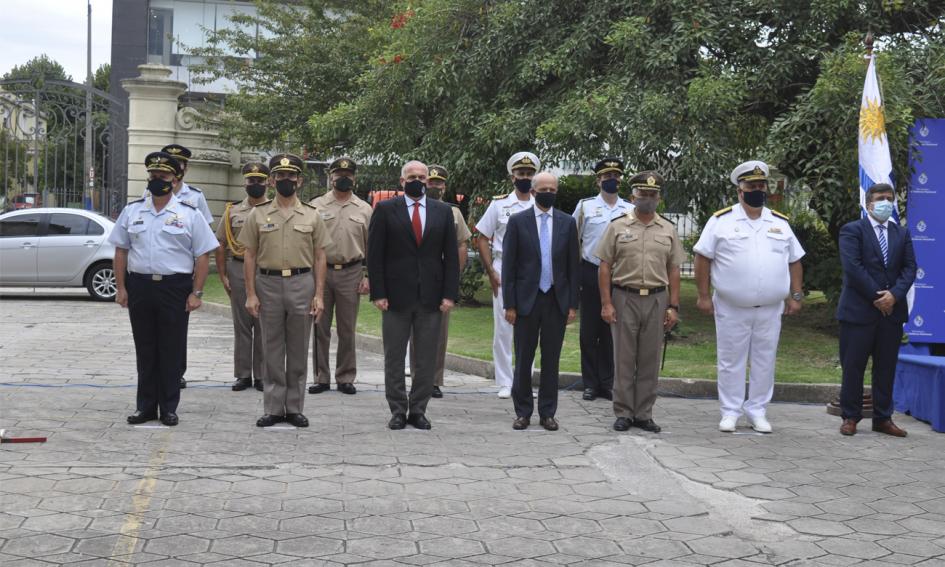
left=3, top=297, right=945, bottom=566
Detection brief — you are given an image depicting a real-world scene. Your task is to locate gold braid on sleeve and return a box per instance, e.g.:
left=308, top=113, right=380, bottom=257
left=222, top=202, right=246, bottom=257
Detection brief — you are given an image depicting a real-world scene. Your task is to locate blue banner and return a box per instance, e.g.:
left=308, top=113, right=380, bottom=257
left=905, top=119, right=945, bottom=342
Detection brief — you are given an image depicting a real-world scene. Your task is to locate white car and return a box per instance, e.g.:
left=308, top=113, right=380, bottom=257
left=0, top=208, right=118, bottom=301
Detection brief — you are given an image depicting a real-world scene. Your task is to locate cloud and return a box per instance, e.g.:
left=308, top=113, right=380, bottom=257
left=2, top=0, right=112, bottom=81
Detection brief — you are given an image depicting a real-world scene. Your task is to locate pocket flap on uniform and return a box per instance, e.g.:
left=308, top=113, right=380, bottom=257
left=349, top=215, right=366, bottom=224
left=161, top=224, right=187, bottom=235
left=766, top=231, right=789, bottom=240
left=654, top=235, right=672, bottom=246
left=293, top=224, right=314, bottom=233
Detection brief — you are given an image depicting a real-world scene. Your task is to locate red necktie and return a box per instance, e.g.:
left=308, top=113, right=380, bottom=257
left=412, top=201, right=422, bottom=245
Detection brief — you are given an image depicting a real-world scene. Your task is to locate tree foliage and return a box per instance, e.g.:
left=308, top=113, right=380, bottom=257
left=196, top=0, right=945, bottom=299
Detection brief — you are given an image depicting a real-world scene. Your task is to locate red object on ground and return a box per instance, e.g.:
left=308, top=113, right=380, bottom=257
left=0, top=437, right=47, bottom=443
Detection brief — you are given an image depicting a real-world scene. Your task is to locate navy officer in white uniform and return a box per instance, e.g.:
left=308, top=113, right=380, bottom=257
left=572, top=158, right=634, bottom=401
left=693, top=160, right=805, bottom=434
left=111, top=151, right=219, bottom=426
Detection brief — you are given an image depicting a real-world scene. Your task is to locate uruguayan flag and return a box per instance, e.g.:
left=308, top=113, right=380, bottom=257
left=858, top=55, right=896, bottom=219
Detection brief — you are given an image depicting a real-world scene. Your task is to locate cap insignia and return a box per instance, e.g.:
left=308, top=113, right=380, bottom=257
left=251, top=165, right=259, bottom=173
left=646, top=176, right=656, bottom=187
left=280, top=157, right=290, bottom=167
left=340, top=160, right=349, bottom=169
left=753, top=166, right=763, bottom=175
left=520, top=157, right=532, bottom=165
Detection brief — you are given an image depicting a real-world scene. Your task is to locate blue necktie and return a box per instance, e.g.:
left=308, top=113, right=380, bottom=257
left=878, top=224, right=888, bottom=266
left=539, top=212, right=552, bottom=292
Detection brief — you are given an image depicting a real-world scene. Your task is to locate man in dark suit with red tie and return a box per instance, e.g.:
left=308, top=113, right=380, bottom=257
left=837, top=183, right=916, bottom=437
left=502, top=172, right=579, bottom=431
left=367, top=160, right=459, bottom=430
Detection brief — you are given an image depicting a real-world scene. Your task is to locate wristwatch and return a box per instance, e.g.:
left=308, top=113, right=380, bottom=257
left=667, top=304, right=680, bottom=312
left=193, top=290, right=204, bottom=299
left=790, top=291, right=803, bottom=301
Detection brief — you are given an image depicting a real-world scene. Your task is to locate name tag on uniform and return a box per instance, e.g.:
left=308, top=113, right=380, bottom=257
left=232, top=218, right=245, bottom=227
left=319, top=212, right=335, bottom=221
left=768, top=227, right=783, bottom=234
left=261, top=223, right=277, bottom=232
left=618, top=232, right=637, bottom=243
left=132, top=219, right=144, bottom=226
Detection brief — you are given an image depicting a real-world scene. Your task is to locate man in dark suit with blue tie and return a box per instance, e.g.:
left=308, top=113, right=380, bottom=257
left=837, top=183, right=916, bottom=437
left=502, top=172, right=579, bottom=431
left=367, top=160, right=459, bottom=430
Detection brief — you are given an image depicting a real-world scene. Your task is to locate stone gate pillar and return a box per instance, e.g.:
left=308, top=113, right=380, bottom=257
left=121, top=64, right=186, bottom=203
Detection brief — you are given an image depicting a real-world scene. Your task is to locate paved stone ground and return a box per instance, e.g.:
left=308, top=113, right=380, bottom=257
left=2, top=294, right=945, bottom=566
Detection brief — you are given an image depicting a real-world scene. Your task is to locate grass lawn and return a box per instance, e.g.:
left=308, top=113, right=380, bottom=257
left=202, top=275, right=844, bottom=384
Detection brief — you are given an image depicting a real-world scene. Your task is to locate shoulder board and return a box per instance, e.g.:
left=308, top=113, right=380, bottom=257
left=492, top=192, right=509, bottom=200
left=127, top=197, right=145, bottom=205
left=610, top=211, right=633, bottom=223
left=303, top=202, right=318, bottom=210
left=770, top=209, right=790, bottom=221
left=179, top=201, right=197, bottom=210
left=188, top=185, right=203, bottom=193
left=254, top=199, right=272, bottom=207
left=659, top=214, right=676, bottom=226
left=231, top=200, right=241, bottom=205
left=713, top=205, right=734, bottom=217
left=578, top=196, right=594, bottom=203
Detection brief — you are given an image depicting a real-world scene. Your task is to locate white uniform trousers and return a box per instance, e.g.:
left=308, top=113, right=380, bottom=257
left=713, top=295, right=783, bottom=419
left=492, top=260, right=514, bottom=389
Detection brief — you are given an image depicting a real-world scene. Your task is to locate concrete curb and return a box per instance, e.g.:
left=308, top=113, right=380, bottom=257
left=203, top=301, right=839, bottom=404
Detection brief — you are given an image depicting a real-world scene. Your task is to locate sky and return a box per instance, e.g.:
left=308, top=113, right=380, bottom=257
left=1, top=0, right=113, bottom=81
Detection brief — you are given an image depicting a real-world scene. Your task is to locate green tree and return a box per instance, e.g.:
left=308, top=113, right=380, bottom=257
left=3, top=54, right=71, bottom=84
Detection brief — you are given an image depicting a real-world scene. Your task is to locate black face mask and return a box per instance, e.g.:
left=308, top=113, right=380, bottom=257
left=742, top=190, right=767, bottom=208
left=147, top=177, right=173, bottom=197
left=246, top=182, right=266, bottom=199
left=333, top=177, right=354, bottom=192
left=514, top=178, right=532, bottom=194
left=276, top=178, right=297, bottom=197
left=404, top=179, right=425, bottom=199
left=534, top=191, right=556, bottom=210
left=601, top=179, right=620, bottom=194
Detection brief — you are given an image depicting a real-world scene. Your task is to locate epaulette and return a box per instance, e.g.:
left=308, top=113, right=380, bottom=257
left=179, top=201, right=197, bottom=210
left=713, top=205, right=734, bottom=217
left=303, top=201, right=319, bottom=210
left=578, top=196, right=593, bottom=202
left=610, top=211, right=633, bottom=223
left=128, top=197, right=145, bottom=205
left=492, top=192, right=509, bottom=200
left=770, top=209, right=790, bottom=221
left=188, top=185, right=203, bottom=193
left=254, top=199, right=272, bottom=207
left=231, top=200, right=241, bottom=205
left=660, top=214, right=676, bottom=225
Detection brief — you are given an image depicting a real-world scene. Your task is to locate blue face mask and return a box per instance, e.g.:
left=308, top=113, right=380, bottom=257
left=871, top=200, right=894, bottom=222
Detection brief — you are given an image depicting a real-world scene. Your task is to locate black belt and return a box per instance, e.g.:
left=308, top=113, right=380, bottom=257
left=328, top=259, right=363, bottom=270
left=614, top=285, right=666, bottom=296
left=129, top=272, right=193, bottom=282
left=231, top=256, right=244, bottom=262
left=259, top=268, right=311, bottom=277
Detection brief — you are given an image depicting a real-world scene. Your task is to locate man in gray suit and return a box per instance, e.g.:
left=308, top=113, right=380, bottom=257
left=367, top=160, right=460, bottom=430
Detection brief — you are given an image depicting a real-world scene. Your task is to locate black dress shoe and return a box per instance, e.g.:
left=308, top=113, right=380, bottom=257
left=337, top=383, right=357, bottom=395
left=539, top=416, right=559, bottom=431
left=127, top=410, right=158, bottom=424
left=598, top=389, right=613, bottom=401
left=160, top=413, right=179, bottom=426
left=388, top=414, right=407, bottom=430
left=256, top=414, right=284, bottom=427
left=407, top=414, right=432, bottom=430
left=178, top=377, right=187, bottom=389
left=582, top=388, right=596, bottom=401
left=254, top=380, right=263, bottom=391
left=285, top=413, right=309, bottom=427
left=613, top=417, right=632, bottom=431
left=432, top=386, right=443, bottom=398
left=634, top=418, right=661, bottom=433
left=231, top=377, right=252, bottom=391
left=513, top=416, right=530, bottom=430
left=308, top=383, right=330, bottom=394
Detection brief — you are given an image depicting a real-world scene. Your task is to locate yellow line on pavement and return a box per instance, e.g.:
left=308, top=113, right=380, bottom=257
left=106, top=432, right=170, bottom=564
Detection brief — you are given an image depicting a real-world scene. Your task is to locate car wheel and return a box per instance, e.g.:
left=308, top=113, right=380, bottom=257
left=86, top=262, right=117, bottom=301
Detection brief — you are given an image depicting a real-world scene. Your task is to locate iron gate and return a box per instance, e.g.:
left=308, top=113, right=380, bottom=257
left=0, top=78, right=127, bottom=218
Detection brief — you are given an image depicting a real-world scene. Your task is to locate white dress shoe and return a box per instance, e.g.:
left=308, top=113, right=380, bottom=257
left=749, top=415, right=772, bottom=433
left=719, top=415, right=738, bottom=432
left=497, top=386, right=511, bottom=399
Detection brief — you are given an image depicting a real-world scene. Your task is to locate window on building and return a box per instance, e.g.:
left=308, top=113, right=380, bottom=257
left=148, top=8, right=174, bottom=65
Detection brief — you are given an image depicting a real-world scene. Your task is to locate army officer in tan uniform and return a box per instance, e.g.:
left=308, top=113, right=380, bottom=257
left=308, top=157, right=373, bottom=396
left=239, top=153, right=331, bottom=428
left=409, top=165, right=471, bottom=398
left=596, top=172, right=684, bottom=434
left=216, top=162, right=270, bottom=392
